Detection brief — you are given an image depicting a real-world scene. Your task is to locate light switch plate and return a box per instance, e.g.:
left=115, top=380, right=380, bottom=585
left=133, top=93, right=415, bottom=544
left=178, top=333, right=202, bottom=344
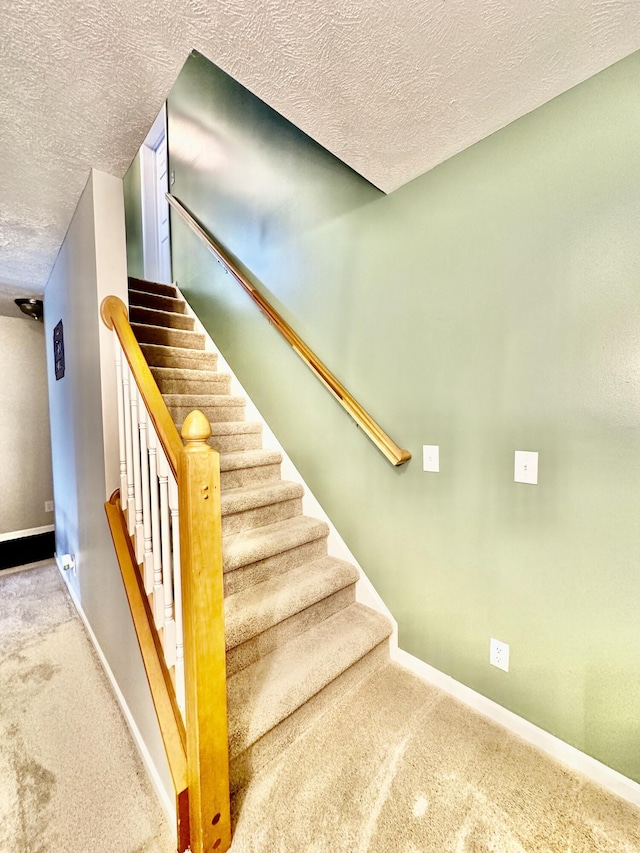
left=514, top=450, right=538, bottom=485
left=423, top=445, right=440, bottom=473
left=45, top=500, right=54, bottom=513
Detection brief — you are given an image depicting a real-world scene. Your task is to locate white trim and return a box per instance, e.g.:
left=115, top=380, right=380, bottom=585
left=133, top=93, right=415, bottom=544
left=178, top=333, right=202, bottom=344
left=393, top=648, right=640, bottom=808
left=0, top=524, right=54, bottom=542
left=0, top=558, right=55, bottom=576
left=54, top=560, right=176, bottom=825
left=180, top=288, right=398, bottom=646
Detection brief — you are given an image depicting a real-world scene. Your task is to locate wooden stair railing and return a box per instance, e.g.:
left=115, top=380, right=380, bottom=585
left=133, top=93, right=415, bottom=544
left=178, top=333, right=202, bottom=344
left=166, top=192, right=412, bottom=468
left=101, top=295, right=231, bottom=853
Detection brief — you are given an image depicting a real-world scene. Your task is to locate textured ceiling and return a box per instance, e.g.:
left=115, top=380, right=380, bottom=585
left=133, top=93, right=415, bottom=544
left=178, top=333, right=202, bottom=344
left=1, top=0, right=640, bottom=311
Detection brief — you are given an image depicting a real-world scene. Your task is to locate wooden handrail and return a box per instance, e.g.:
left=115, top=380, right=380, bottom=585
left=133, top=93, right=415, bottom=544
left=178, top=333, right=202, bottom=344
left=101, top=295, right=183, bottom=478
left=166, top=193, right=412, bottom=467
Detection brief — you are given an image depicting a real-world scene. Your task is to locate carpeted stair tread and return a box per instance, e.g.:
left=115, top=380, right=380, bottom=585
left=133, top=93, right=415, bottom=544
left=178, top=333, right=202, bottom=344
left=173, top=420, right=262, bottom=439
left=219, top=449, right=281, bottom=472
left=166, top=396, right=246, bottom=424
left=203, top=422, right=264, bottom=453
left=128, top=277, right=178, bottom=298
left=151, top=367, right=221, bottom=381
left=226, top=603, right=392, bottom=758
left=139, top=343, right=218, bottom=370
left=163, top=393, right=242, bottom=408
left=221, top=481, right=303, bottom=515
left=153, top=370, right=231, bottom=396
left=130, top=305, right=196, bottom=331
left=132, top=322, right=206, bottom=350
left=129, top=288, right=188, bottom=314
left=223, top=516, right=329, bottom=573
left=225, top=557, right=359, bottom=651
left=220, top=481, right=304, bottom=535
left=209, top=421, right=262, bottom=437
left=179, top=420, right=262, bottom=453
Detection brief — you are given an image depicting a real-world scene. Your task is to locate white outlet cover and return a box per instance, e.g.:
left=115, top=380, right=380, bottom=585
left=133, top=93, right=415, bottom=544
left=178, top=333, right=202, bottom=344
left=422, top=445, right=440, bottom=473
left=45, top=500, right=54, bottom=513
left=514, top=450, right=538, bottom=485
left=490, top=637, right=510, bottom=672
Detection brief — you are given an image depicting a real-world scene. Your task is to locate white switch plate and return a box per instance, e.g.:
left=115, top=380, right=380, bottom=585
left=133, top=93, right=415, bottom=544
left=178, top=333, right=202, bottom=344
left=514, top=450, right=538, bottom=485
left=422, top=445, right=440, bottom=473
left=490, top=638, right=510, bottom=672
left=45, top=500, right=54, bottom=513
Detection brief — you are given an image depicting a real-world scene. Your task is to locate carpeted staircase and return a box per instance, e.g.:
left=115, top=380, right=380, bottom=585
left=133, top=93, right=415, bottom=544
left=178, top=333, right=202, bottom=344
left=128, top=276, right=393, bottom=792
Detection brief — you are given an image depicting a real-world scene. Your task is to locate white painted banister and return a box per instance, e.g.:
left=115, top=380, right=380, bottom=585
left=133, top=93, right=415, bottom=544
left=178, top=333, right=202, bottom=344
left=122, top=355, right=135, bottom=534
left=114, top=340, right=128, bottom=508
left=138, top=391, right=154, bottom=591
left=111, top=332, right=183, bottom=699
left=156, top=440, right=171, bottom=632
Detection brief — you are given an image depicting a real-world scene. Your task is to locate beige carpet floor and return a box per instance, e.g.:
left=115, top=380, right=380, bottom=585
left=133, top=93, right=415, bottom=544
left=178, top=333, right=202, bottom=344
left=3, top=561, right=639, bottom=853
left=0, top=561, right=174, bottom=853
left=230, top=663, right=640, bottom=853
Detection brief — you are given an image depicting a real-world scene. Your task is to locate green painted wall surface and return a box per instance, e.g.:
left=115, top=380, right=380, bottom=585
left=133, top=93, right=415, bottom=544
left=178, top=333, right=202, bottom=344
left=163, top=51, right=640, bottom=781
left=123, top=150, right=144, bottom=279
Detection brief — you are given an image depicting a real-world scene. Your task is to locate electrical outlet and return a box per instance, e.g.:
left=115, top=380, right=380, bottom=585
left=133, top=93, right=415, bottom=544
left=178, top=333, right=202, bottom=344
left=490, top=638, right=509, bottom=672
left=45, top=501, right=54, bottom=513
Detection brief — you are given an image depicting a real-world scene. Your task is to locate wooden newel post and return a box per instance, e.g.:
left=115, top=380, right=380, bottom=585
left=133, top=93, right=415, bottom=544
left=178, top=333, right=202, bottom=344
left=178, top=410, right=231, bottom=853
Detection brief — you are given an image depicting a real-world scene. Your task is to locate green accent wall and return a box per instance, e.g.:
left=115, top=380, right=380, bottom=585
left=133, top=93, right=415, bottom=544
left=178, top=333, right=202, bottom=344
left=145, top=50, right=640, bottom=782
left=123, top=149, right=144, bottom=280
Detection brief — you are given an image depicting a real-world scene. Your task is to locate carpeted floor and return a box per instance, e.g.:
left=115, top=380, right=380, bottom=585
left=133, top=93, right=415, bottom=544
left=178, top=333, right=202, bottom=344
left=0, top=561, right=174, bottom=853
left=230, top=663, right=640, bottom=852
left=2, top=561, right=639, bottom=853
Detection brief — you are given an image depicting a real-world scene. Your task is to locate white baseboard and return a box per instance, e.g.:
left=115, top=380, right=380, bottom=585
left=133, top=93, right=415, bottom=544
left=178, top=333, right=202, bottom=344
left=0, top=524, right=54, bottom=542
left=393, top=648, right=640, bottom=808
left=55, top=562, right=176, bottom=825
left=0, top=558, right=55, bottom=577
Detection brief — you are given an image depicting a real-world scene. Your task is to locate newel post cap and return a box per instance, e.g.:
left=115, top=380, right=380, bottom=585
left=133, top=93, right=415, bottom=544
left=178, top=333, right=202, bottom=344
left=181, top=410, right=212, bottom=446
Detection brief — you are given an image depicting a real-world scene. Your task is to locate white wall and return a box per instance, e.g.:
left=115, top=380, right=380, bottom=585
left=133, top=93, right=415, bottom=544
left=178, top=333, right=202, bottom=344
left=0, top=316, right=54, bottom=536
left=44, top=169, right=173, bottom=804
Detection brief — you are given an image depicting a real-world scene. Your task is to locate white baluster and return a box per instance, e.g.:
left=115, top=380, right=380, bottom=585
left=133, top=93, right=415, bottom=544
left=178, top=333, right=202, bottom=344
left=169, top=474, right=184, bottom=711
left=156, top=446, right=170, bottom=631
left=162, top=470, right=177, bottom=670
left=147, top=422, right=162, bottom=597
left=138, top=392, right=154, bottom=593
left=114, top=340, right=128, bottom=507
left=129, top=371, right=144, bottom=562
left=122, top=362, right=135, bottom=534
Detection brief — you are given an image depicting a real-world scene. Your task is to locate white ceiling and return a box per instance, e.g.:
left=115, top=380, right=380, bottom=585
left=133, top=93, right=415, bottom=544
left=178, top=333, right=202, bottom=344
left=1, top=0, right=639, bottom=318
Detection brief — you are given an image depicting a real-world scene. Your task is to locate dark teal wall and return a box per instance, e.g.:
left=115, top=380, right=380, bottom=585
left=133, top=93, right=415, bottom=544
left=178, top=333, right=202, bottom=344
left=156, top=50, right=640, bottom=782
left=123, top=150, right=144, bottom=280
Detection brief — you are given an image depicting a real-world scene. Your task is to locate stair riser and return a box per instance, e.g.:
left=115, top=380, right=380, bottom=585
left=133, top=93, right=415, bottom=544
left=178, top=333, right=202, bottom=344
left=223, top=538, right=328, bottom=597
left=226, top=585, right=355, bottom=677
left=168, top=404, right=246, bottom=423
left=220, top=463, right=281, bottom=490
left=228, top=640, right=390, bottom=793
left=133, top=325, right=206, bottom=350
left=207, top=432, right=263, bottom=453
left=140, top=345, right=217, bottom=370
left=129, top=277, right=177, bottom=298
left=156, top=377, right=232, bottom=395
left=129, top=290, right=187, bottom=314
left=222, top=497, right=303, bottom=537
left=130, top=306, right=196, bottom=331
